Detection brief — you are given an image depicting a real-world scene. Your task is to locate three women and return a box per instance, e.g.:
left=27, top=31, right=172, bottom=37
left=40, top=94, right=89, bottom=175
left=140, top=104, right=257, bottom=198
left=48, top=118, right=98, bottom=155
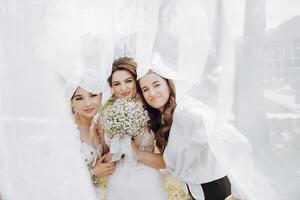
left=71, top=57, right=246, bottom=200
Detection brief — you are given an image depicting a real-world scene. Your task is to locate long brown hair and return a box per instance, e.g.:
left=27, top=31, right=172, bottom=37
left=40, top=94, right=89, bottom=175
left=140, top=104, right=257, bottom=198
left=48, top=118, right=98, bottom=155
left=138, top=74, right=177, bottom=152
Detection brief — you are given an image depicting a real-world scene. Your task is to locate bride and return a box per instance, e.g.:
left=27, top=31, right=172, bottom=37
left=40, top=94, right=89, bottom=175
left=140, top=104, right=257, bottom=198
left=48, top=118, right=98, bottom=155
left=103, top=57, right=168, bottom=200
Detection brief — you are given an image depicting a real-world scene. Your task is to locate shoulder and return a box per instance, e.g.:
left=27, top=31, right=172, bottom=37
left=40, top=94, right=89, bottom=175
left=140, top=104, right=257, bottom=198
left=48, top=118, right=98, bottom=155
left=102, top=96, right=116, bottom=111
left=175, top=95, right=214, bottom=123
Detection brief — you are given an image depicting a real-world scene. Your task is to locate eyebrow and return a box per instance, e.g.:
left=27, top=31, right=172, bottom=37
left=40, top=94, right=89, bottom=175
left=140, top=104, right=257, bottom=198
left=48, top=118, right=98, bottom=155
left=125, top=77, right=133, bottom=81
left=141, top=81, right=159, bottom=90
left=73, top=94, right=83, bottom=98
left=112, top=76, right=133, bottom=84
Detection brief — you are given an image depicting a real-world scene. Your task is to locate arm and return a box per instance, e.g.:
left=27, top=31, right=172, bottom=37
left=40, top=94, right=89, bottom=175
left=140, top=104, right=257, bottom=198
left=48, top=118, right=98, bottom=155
left=131, top=141, right=166, bottom=169
left=101, top=141, right=110, bottom=154
left=91, top=122, right=109, bottom=154
left=96, top=122, right=110, bottom=154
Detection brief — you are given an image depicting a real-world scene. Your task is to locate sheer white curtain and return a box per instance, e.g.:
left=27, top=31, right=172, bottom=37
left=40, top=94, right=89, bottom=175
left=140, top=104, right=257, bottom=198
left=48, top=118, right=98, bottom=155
left=233, top=1, right=300, bottom=199
left=1, top=0, right=299, bottom=199
left=0, top=1, right=98, bottom=199
left=133, top=0, right=300, bottom=199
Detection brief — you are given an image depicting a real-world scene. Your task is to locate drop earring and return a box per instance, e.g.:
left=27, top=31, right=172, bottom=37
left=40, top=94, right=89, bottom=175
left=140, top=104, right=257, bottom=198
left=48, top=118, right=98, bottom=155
left=161, top=114, right=165, bottom=125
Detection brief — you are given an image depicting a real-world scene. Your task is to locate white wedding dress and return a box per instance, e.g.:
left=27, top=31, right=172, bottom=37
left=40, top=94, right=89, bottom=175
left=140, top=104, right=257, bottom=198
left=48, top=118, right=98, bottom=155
left=106, top=129, right=168, bottom=200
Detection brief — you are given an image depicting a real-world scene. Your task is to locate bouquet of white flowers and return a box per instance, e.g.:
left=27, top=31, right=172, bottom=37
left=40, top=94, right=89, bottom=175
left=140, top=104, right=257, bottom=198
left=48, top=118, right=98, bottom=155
left=99, top=98, right=149, bottom=162
left=101, top=98, right=149, bottom=139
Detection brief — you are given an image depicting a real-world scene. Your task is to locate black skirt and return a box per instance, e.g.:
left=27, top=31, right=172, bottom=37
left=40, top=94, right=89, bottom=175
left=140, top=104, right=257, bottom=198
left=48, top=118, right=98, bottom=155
left=187, top=176, right=231, bottom=200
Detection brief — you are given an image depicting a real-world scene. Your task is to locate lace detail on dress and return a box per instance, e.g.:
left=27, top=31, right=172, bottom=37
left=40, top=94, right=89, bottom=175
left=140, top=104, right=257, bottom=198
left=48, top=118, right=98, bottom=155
left=76, top=125, right=103, bottom=168
left=81, top=142, right=103, bottom=168
left=134, top=127, right=155, bottom=152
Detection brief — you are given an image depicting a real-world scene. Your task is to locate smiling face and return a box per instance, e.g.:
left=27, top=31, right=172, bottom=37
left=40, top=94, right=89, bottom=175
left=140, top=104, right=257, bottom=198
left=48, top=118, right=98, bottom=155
left=111, top=69, right=137, bottom=99
left=71, top=87, right=102, bottom=119
left=139, top=73, right=170, bottom=112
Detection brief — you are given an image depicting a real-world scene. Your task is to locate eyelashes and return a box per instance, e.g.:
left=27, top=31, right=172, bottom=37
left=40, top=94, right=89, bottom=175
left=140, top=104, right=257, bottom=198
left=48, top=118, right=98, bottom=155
left=112, top=83, right=120, bottom=86
left=74, top=94, right=98, bottom=101
left=112, top=79, right=134, bottom=86
left=142, top=83, right=160, bottom=93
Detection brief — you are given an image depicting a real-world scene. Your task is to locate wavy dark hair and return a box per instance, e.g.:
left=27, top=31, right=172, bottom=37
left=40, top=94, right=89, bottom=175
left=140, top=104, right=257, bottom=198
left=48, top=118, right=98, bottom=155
left=138, top=73, right=177, bottom=152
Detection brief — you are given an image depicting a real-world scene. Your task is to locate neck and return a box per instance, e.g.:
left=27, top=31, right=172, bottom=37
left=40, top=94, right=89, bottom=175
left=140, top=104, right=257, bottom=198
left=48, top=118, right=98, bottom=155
left=78, top=115, right=92, bottom=127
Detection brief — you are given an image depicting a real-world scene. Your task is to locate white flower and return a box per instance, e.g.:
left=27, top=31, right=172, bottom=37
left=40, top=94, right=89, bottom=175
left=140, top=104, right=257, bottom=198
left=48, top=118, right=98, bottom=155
left=101, top=98, right=149, bottom=139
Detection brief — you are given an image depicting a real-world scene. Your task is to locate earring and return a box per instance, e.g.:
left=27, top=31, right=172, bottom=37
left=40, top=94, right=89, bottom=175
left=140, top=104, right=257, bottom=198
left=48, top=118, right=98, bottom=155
left=161, top=114, right=165, bottom=125
left=72, top=107, right=78, bottom=115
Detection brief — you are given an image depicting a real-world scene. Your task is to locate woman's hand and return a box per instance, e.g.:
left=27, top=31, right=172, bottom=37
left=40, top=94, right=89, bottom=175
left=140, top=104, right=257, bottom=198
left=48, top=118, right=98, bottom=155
left=90, top=122, right=100, bottom=148
left=90, top=121, right=98, bottom=139
left=103, top=153, right=113, bottom=163
left=131, top=140, right=166, bottom=169
left=90, top=121, right=104, bottom=140
left=90, top=122, right=109, bottom=153
left=92, top=154, right=116, bottom=178
left=95, top=122, right=105, bottom=140
left=94, top=122, right=110, bottom=154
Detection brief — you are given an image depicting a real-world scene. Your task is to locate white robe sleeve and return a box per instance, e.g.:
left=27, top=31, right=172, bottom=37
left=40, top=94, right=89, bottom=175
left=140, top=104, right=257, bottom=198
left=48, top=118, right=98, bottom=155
left=164, top=105, right=211, bottom=184
left=164, top=97, right=255, bottom=200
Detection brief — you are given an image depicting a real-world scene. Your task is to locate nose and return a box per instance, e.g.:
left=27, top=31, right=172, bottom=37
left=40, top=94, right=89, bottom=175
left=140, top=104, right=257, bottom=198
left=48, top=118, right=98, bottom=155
left=85, top=97, right=92, bottom=106
left=120, top=83, right=127, bottom=91
left=148, top=88, right=155, bottom=97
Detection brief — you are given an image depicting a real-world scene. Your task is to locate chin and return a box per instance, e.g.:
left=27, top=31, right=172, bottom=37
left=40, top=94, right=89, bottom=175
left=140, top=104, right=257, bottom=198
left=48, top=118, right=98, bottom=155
left=123, top=95, right=132, bottom=100
left=151, top=103, right=162, bottom=109
left=85, top=113, right=96, bottom=119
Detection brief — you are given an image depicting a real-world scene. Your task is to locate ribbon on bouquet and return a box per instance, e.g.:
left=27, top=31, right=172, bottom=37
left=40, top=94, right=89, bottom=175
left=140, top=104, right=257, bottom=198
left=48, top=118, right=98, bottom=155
left=109, top=136, right=137, bottom=166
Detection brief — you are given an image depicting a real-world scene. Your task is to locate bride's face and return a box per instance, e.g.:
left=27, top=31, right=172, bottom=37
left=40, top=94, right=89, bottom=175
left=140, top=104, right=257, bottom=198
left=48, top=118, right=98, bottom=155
left=71, top=87, right=102, bottom=119
left=111, top=70, right=137, bottom=99
left=139, top=73, right=170, bottom=112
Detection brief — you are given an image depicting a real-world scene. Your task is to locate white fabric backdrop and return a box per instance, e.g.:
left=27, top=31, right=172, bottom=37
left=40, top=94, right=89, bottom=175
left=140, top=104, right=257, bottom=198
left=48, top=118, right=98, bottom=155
left=0, top=0, right=299, bottom=199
